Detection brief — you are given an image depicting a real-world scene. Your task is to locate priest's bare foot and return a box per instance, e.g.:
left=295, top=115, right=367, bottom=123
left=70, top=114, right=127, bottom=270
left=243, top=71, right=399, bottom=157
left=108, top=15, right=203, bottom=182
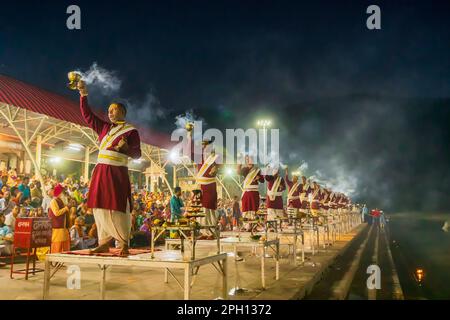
left=119, top=245, right=129, bottom=256
left=89, top=243, right=110, bottom=254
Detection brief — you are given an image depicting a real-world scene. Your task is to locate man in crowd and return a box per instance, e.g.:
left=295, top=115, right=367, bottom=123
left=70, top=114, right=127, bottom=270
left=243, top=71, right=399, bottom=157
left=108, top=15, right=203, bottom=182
left=232, top=195, right=241, bottom=230
left=0, top=213, right=13, bottom=256
left=0, top=191, right=14, bottom=216
left=70, top=216, right=96, bottom=250
left=361, top=204, right=369, bottom=223
left=48, top=184, right=71, bottom=253
left=17, top=176, right=31, bottom=205
left=30, top=181, right=43, bottom=207
left=4, top=205, right=19, bottom=232
left=371, top=208, right=381, bottom=227
left=0, top=175, right=7, bottom=190
left=169, top=187, right=184, bottom=238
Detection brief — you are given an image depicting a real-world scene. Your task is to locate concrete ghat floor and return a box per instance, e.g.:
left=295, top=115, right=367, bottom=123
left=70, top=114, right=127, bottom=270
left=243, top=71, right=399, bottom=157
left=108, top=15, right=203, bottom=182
left=0, top=224, right=365, bottom=300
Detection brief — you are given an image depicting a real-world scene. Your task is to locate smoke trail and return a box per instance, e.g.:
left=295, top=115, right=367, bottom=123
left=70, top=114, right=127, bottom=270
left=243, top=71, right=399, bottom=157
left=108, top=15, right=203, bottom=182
left=174, top=110, right=206, bottom=142
left=75, top=62, right=165, bottom=125
left=297, top=161, right=309, bottom=176
left=174, top=110, right=204, bottom=129
left=122, top=92, right=166, bottom=124
left=77, top=62, right=121, bottom=96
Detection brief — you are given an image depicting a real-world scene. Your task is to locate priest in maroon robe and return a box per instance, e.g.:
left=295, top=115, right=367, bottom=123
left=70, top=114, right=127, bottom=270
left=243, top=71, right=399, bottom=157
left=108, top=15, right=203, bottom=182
left=77, top=80, right=141, bottom=255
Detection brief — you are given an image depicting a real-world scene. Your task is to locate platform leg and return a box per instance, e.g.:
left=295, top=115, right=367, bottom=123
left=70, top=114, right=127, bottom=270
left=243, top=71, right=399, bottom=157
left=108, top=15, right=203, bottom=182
left=316, top=226, right=320, bottom=251
left=184, top=265, right=192, bottom=300
left=25, top=247, right=31, bottom=280
left=301, top=233, right=305, bottom=262
left=216, top=226, right=220, bottom=254
left=151, top=229, right=155, bottom=258
left=190, top=232, right=195, bottom=260
left=261, top=245, right=266, bottom=289
left=100, top=265, right=107, bottom=300
left=276, top=243, right=280, bottom=280
left=293, top=234, right=297, bottom=265
left=32, top=248, right=37, bottom=275
left=222, top=258, right=228, bottom=299
left=10, top=246, right=15, bottom=279
left=43, top=259, right=51, bottom=300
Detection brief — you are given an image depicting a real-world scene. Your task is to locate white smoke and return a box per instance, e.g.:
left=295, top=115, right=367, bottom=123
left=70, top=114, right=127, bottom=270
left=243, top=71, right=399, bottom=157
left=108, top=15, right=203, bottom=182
left=74, top=62, right=165, bottom=125
left=262, top=151, right=284, bottom=174
left=77, top=62, right=121, bottom=96
left=123, top=92, right=166, bottom=124
left=297, top=161, right=309, bottom=176
left=175, top=110, right=201, bottom=129
left=174, top=110, right=205, bottom=142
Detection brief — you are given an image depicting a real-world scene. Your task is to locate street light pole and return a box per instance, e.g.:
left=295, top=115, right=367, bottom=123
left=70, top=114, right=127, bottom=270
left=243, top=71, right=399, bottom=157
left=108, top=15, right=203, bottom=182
left=257, top=119, right=272, bottom=197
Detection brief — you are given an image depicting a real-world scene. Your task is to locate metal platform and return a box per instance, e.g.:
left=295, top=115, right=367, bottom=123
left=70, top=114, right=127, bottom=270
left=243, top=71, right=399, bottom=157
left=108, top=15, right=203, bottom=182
left=43, top=250, right=227, bottom=300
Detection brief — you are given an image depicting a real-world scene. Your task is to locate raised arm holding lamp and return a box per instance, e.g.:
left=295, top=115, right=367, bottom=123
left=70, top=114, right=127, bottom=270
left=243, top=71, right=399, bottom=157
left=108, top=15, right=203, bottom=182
left=71, top=73, right=142, bottom=256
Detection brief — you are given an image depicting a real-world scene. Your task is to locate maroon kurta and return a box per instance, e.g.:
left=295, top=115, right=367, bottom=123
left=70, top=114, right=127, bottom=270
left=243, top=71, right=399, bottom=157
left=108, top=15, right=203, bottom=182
left=310, top=186, right=321, bottom=210
left=341, top=196, right=349, bottom=209
left=197, top=161, right=217, bottom=210
left=191, top=141, right=218, bottom=210
left=265, top=175, right=285, bottom=210
left=80, top=96, right=141, bottom=213
left=335, top=195, right=342, bottom=209
left=329, top=193, right=337, bottom=210
left=240, top=166, right=264, bottom=212
left=300, top=180, right=311, bottom=209
left=321, top=190, right=330, bottom=210
left=285, top=174, right=301, bottom=209
left=48, top=198, right=70, bottom=229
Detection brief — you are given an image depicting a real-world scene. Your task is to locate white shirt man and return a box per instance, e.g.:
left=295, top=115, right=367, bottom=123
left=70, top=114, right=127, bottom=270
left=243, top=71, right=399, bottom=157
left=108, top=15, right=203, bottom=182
left=5, top=212, right=16, bottom=232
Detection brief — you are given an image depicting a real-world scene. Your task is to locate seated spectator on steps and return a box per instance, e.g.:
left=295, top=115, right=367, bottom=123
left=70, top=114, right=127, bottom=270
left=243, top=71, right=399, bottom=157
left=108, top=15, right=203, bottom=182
left=70, top=216, right=96, bottom=250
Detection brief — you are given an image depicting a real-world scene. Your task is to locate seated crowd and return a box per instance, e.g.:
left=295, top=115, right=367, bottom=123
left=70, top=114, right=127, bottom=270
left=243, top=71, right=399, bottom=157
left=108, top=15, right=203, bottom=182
left=0, top=168, right=242, bottom=256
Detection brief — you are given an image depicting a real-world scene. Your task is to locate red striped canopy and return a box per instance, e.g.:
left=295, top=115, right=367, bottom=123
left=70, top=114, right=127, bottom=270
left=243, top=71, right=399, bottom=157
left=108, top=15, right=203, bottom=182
left=0, top=74, right=174, bottom=149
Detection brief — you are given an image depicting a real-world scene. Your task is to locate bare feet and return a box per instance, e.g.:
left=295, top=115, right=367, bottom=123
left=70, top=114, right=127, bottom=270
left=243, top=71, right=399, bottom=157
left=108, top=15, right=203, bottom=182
left=119, top=244, right=129, bottom=256
left=89, top=243, right=110, bottom=254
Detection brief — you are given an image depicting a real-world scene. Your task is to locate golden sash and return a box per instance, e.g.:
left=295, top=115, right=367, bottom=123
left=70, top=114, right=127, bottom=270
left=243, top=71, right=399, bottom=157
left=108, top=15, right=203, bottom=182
left=242, top=167, right=260, bottom=191
left=288, top=182, right=300, bottom=200
left=267, top=176, right=282, bottom=202
left=99, top=123, right=136, bottom=151
left=312, top=187, right=320, bottom=201
left=196, top=154, right=218, bottom=185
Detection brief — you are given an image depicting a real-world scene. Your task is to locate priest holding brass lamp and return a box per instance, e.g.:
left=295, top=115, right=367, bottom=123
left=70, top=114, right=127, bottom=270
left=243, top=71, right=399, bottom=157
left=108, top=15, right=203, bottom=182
left=68, top=71, right=141, bottom=256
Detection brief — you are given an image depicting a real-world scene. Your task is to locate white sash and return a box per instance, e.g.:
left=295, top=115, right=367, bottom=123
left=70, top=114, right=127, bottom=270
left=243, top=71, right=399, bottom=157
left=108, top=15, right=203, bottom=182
left=99, top=123, right=136, bottom=151
left=96, top=123, right=135, bottom=167
left=267, top=176, right=282, bottom=202
left=196, top=154, right=218, bottom=185
left=287, top=181, right=300, bottom=202
left=303, top=181, right=310, bottom=191
left=242, top=167, right=260, bottom=191
left=312, top=187, right=320, bottom=200
left=300, top=183, right=308, bottom=201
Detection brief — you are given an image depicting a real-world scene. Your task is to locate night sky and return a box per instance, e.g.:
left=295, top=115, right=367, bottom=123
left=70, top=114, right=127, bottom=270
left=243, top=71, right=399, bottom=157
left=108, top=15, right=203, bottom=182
left=1, top=0, right=450, bottom=212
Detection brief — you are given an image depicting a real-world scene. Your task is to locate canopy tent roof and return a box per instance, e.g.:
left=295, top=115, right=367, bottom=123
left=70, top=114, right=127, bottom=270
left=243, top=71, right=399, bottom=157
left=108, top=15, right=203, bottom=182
left=0, top=74, right=174, bottom=149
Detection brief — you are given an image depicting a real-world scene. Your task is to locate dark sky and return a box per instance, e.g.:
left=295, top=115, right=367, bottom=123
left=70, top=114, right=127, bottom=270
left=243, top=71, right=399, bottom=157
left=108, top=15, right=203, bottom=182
left=1, top=0, right=450, bottom=211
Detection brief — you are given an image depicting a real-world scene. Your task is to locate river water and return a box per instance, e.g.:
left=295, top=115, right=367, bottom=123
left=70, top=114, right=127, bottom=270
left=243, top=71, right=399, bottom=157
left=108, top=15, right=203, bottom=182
left=388, top=212, right=450, bottom=299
